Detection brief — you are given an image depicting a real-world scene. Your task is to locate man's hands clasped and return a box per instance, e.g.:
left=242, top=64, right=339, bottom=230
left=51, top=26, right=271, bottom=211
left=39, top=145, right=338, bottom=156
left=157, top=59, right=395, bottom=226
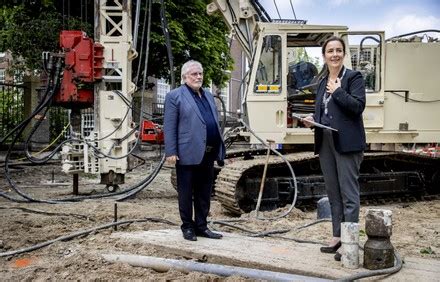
left=166, top=155, right=179, bottom=166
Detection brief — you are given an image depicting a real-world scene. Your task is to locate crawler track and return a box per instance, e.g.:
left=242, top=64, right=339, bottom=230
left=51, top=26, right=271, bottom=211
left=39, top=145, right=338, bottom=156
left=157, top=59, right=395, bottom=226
left=214, top=151, right=440, bottom=215
left=215, top=152, right=316, bottom=214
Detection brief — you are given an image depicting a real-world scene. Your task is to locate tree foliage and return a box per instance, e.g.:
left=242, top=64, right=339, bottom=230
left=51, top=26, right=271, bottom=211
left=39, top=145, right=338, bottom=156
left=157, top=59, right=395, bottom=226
left=0, top=1, right=90, bottom=73
left=0, top=0, right=233, bottom=86
left=144, top=0, right=233, bottom=87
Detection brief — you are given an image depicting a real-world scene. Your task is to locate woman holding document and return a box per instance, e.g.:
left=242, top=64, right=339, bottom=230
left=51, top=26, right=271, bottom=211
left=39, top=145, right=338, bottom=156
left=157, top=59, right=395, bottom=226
left=303, top=36, right=366, bottom=260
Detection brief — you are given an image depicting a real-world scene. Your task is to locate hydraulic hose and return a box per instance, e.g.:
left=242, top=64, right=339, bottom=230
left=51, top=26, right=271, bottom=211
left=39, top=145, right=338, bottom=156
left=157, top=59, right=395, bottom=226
left=0, top=217, right=177, bottom=258
left=336, top=251, right=402, bottom=281
left=386, top=29, right=440, bottom=41
left=1, top=59, right=63, bottom=203
left=116, top=154, right=165, bottom=201
left=238, top=118, right=298, bottom=220
left=159, top=0, right=175, bottom=89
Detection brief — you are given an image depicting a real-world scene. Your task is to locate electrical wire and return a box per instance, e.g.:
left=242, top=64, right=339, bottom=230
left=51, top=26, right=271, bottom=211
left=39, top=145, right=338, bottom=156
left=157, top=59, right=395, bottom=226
left=214, top=95, right=227, bottom=134
left=251, top=0, right=272, bottom=22
left=210, top=218, right=330, bottom=244
left=113, top=90, right=162, bottom=122
left=0, top=217, right=177, bottom=258
left=0, top=206, right=92, bottom=221
left=273, top=0, right=281, bottom=19
left=133, top=0, right=142, bottom=49
left=159, top=0, right=175, bottom=89
left=134, top=0, right=149, bottom=86
left=14, top=122, right=70, bottom=161
left=3, top=141, right=164, bottom=203
left=385, top=29, right=440, bottom=42
left=116, top=154, right=165, bottom=201
left=238, top=118, right=298, bottom=220
left=336, top=251, right=402, bottom=281
left=388, top=91, right=440, bottom=103
left=289, top=0, right=297, bottom=20
left=23, top=102, right=56, bottom=163
left=213, top=35, right=234, bottom=134
left=225, top=0, right=252, bottom=57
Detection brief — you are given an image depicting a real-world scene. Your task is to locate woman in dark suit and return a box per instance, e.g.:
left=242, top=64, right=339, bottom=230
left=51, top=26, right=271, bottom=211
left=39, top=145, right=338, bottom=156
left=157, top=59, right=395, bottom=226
left=304, top=36, right=366, bottom=259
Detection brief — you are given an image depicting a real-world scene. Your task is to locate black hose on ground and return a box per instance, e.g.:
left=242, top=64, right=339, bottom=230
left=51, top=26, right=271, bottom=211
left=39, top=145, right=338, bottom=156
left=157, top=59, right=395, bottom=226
left=116, top=154, right=165, bottom=201
left=337, top=251, right=403, bottom=281
left=0, top=206, right=93, bottom=221
left=0, top=217, right=177, bottom=258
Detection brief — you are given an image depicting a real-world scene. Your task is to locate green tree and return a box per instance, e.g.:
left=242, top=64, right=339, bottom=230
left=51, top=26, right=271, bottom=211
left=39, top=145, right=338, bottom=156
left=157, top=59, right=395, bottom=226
left=0, top=0, right=233, bottom=86
left=0, top=2, right=90, bottom=73
left=146, top=0, right=233, bottom=87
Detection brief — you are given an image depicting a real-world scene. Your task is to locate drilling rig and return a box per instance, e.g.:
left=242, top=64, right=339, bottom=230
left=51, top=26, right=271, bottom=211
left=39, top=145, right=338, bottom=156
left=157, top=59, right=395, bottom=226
left=49, top=1, right=137, bottom=192
left=207, top=0, right=440, bottom=214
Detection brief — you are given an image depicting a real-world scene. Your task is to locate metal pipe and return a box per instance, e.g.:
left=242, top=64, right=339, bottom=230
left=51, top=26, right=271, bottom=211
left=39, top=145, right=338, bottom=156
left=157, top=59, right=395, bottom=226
left=341, top=222, right=359, bottom=269
left=255, top=139, right=274, bottom=217
left=133, top=0, right=142, bottom=48
left=73, top=174, right=79, bottom=195
left=102, top=254, right=328, bottom=281
left=113, top=202, right=118, bottom=231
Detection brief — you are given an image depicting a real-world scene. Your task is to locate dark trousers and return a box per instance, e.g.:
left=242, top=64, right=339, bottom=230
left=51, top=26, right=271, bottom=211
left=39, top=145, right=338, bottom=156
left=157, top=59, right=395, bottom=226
left=175, top=153, right=215, bottom=231
left=319, top=129, right=363, bottom=237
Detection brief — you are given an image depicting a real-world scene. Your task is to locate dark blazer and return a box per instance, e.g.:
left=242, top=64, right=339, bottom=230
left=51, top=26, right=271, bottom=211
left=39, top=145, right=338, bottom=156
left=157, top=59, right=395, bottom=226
left=164, top=84, right=226, bottom=165
left=314, top=67, right=366, bottom=154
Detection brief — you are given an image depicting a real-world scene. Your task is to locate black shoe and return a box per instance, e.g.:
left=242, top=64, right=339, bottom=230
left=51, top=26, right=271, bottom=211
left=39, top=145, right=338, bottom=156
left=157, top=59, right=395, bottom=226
left=196, top=229, right=223, bottom=239
left=182, top=229, right=197, bottom=241
left=320, top=241, right=341, bottom=253
left=334, top=252, right=341, bottom=261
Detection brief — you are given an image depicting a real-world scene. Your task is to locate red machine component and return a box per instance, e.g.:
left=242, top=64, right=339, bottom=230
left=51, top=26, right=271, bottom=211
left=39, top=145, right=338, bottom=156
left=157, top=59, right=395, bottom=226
left=141, top=120, right=164, bottom=144
left=54, top=30, right=104, bottom=108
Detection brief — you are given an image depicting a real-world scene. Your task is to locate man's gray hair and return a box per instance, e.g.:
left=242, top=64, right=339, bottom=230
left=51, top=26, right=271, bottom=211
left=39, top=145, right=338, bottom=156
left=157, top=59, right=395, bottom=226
left=181, top=60, right=203, bottom=84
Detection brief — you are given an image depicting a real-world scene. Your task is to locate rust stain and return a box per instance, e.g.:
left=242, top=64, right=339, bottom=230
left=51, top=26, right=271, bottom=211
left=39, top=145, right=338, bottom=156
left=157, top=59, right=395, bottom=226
left=12, top=257, right=34, bottom=268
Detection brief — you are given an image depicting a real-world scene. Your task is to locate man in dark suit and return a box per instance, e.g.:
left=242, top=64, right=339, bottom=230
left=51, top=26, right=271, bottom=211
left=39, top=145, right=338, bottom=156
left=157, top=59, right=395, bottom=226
left=164, top=60, right=225, bottom=241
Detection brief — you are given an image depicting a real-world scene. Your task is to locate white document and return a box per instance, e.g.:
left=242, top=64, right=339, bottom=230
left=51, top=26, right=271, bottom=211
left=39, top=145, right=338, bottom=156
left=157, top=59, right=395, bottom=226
left=292, top=113, right=338, bottom=132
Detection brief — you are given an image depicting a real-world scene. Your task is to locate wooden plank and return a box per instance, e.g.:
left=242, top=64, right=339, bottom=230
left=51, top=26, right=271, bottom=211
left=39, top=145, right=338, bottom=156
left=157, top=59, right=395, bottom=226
left=112, top=229, right=440, bottom=281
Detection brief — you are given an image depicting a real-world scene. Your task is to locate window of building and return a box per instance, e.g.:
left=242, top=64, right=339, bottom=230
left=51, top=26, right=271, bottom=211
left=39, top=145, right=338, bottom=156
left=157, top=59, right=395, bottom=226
left=0, top=69, right=5, bottom=83
left=14, top=70, right=24, bottom=84
left=361, top=50, right=371, bottom=63
left=350, top=48, right=358, bottom=69
left=219, top=82, right=230, bottom=115
left=156, top=78, right=170, bottom=107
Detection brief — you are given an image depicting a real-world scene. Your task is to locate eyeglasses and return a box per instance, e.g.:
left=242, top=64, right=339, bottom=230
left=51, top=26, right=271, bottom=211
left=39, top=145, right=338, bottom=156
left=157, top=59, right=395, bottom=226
left=189, top=72, right=203, bottom=77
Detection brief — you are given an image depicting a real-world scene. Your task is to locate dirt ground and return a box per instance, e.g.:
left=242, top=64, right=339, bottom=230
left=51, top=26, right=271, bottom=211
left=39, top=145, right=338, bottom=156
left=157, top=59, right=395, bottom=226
left=1, top=152, right=439, bottom=280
